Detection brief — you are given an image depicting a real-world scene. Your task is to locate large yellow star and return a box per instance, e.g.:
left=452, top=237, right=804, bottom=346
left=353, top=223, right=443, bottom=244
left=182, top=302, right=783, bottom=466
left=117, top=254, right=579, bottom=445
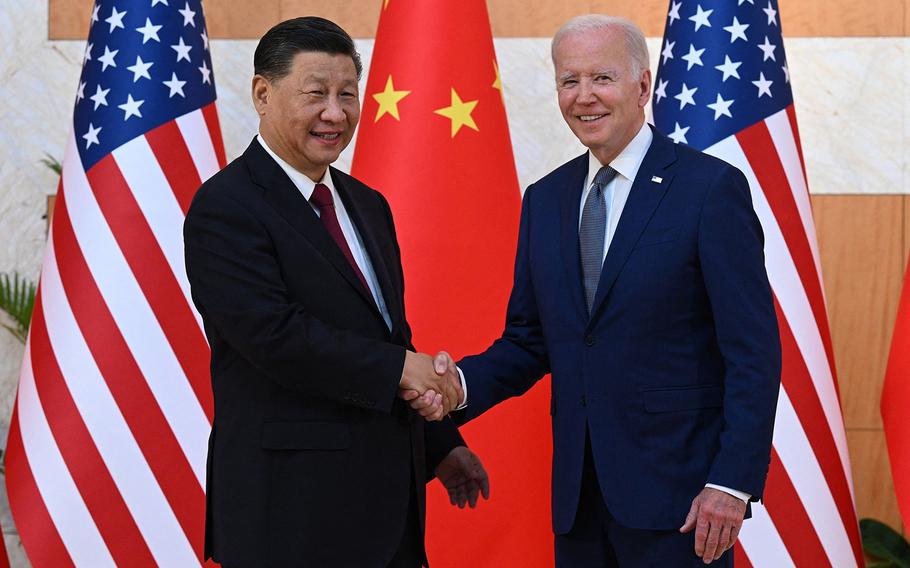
left=434, top=88, right=479, bottom=137
left=492, top=59, right=502, bottom=92
left=372, top=75, right=410, bottom=122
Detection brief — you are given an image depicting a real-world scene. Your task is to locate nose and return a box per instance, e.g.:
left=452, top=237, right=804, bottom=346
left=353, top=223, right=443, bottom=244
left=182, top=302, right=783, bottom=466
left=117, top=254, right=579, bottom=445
left=321, top=96, right=346, bottom=123
left=577, top=79, right=596, bottom=104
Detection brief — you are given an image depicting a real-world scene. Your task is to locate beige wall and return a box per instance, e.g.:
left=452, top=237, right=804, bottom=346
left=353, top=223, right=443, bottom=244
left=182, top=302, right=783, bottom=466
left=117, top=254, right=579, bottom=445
left=49, top=0, right=910, bottom=38
left=41, top=0, right=910, bottom=535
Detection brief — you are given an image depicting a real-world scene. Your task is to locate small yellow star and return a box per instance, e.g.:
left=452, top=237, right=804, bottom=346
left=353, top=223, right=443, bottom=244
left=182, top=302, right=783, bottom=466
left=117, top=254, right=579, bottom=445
left=383, top=0, right=390, bottom=9
left=372, top=75, right=411, bottom=122
left=434, top=88, right=479, bottom=137
left=492, top=60, right=502, bottom=92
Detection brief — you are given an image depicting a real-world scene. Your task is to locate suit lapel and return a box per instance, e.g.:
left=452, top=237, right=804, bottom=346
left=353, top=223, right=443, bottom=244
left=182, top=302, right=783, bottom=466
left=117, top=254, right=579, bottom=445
left=332, top=169, right=405, bottom=333
left=244, top=140, right=381, bottom=318
left=588, top=127, right=678, bottom=323
left=559, top=153, right=592, bottom=322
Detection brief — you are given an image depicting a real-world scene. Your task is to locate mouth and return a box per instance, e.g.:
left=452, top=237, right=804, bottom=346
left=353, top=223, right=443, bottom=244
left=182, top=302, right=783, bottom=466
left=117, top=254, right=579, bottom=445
left=311, top=131, right=342, bottom=143
left=578, top=114, right=606, bottom=123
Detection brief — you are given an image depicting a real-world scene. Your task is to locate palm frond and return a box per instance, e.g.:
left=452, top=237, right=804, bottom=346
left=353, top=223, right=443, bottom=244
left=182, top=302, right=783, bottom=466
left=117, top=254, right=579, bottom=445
left=40, top=153, right=62, bottom=176
left=0, top=272, right=37, bottom=344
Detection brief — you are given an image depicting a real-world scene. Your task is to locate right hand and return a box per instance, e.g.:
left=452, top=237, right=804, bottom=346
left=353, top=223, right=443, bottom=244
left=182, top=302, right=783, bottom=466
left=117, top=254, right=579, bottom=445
left=398, top=351, right=463, bottom=420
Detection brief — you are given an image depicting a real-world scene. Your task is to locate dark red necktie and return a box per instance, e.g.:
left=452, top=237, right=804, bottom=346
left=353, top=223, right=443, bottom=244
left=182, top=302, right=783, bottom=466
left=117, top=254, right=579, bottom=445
left=310, top=183, right=371, bottom=293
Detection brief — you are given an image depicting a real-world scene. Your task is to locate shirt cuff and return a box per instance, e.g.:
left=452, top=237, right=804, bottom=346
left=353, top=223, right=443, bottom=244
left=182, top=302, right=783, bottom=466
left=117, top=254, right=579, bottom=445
left=454, top=366, right=468, bottom=410
left=705, top=483, right=751, bottom=502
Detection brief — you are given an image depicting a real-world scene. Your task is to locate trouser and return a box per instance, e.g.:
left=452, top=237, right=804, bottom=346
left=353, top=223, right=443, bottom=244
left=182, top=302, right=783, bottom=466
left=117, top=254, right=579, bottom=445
left=555, top=433, right=734, bottom=568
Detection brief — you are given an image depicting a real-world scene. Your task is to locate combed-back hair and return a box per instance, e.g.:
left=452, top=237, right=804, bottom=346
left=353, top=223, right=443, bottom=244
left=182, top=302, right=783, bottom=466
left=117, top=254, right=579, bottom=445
left=254, top=16, right=363, bottom=81
left=552, top=14, right=650, bottom=78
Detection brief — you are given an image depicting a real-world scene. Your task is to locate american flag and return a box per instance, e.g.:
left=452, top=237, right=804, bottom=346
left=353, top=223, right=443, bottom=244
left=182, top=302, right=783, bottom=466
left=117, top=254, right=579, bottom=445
left=653, top=1, right=863, bottom=566
left=5, top=1, right=225, bottom=565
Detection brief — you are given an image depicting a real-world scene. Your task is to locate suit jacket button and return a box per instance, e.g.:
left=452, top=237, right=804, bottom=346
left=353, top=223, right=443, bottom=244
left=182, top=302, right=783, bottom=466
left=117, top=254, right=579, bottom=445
left=581, top=395, right=587, bottom=407
left=585, top=335, right=595, bottom=346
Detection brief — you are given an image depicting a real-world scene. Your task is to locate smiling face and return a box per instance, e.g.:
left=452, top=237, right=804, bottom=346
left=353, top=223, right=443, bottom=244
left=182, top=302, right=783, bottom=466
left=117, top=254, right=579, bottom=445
left=253, top=50, right=360, bottom=181
left=554, top=26, right=651, bottom=165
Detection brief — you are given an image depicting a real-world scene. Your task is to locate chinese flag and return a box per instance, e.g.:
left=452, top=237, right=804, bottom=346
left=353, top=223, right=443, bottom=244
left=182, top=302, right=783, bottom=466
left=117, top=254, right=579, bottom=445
left=351, top=1, right=553, bottom=565
left=883, top=255, right=910, bottom=529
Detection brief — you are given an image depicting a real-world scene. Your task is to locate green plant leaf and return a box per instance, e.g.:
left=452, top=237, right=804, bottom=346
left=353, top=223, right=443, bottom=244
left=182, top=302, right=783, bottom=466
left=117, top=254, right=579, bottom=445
left=40, top=153, right=62, bottom=175
left=861, top=518, right=910, bottom=568
left=0, top=272, right=36, bottom=344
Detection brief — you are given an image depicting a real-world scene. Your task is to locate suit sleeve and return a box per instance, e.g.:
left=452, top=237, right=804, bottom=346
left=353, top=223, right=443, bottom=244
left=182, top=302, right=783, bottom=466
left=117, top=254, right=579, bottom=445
left=424, top=419, right=466, bottom=480
left=184, top=187, right=405, bottom=413
left=456, top=185, right=551, bottom=423
left=698, top=164, right=782, bottom=500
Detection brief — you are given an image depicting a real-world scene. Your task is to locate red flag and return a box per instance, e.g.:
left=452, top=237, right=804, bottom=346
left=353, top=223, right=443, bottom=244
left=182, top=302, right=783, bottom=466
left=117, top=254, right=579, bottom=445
left=883, top=257, right=910, bottom=528
left=351, top=1, right=552, bottom=565
left=0, top=524, right=10, bottom=568
left=5, top=1, right=224, bottom=565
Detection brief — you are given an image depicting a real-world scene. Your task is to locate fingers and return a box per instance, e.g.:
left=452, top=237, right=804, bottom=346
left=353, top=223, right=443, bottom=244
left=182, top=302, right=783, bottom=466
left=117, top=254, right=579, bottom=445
left=694, top=512, right=709, bottom=559
left=687, top=489, right=747, bottom=564
left=397, top=389, right=420, bottom=401
left=433, top=351, right=454, bottom=375
left=404, top=389, right=445, bottom=421
left=679, top=498, right=699, bottom=533
left=701, top=518, right=722, bottom=564
left=468, top=454, right=490, bottom=500
left=716, top=523, right=733, bottom=557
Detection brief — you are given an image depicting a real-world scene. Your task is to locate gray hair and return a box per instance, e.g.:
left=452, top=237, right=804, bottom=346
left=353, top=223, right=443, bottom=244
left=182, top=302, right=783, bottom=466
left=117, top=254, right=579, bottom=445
left=551, top=15, right=650, bottom=78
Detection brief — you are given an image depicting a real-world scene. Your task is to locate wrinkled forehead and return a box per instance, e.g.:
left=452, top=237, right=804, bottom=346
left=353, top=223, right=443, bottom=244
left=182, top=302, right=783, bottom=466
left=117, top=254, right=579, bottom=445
left=553, top=28, right=629, bottom=68
left=287, top=51, right=359, bottom=83
left=553, top=34, right=631, bottom=77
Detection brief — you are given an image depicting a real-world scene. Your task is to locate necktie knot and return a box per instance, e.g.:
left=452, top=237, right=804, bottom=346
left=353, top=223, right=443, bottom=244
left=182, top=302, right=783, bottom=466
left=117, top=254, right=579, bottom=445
left=310, top=183, right=334, bottom=210
left=592, top=166, right=617, bottom=193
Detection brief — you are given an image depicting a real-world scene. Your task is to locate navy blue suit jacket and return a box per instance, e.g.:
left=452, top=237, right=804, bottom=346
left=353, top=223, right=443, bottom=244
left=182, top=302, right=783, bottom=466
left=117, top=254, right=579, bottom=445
left=458, top=126, right=781, bottom=533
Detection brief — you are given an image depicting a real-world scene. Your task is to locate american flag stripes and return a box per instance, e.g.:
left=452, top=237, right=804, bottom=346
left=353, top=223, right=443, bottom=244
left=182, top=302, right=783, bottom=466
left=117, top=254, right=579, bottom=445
left=5, top=1, right=225, bottom=565
left=654, top=1, right=863, bottom=567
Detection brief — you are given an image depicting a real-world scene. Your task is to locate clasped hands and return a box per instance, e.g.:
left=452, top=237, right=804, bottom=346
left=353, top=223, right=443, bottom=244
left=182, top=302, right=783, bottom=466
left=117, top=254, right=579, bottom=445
left=398, top=350, right=461, bottom=421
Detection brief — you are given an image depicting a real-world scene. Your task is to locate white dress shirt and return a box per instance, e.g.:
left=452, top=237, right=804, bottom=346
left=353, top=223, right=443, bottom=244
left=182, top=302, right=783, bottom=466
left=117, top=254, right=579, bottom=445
left=256, top=135, right=393, bottom=331
left=458, top=122, right=750, bottom=503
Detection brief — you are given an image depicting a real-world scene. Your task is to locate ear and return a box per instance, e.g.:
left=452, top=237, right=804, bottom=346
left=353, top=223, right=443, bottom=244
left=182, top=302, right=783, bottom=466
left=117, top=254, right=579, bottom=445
left=251, top=75, right=271, bottom=116
left=638, top=69, right=652, bottom=109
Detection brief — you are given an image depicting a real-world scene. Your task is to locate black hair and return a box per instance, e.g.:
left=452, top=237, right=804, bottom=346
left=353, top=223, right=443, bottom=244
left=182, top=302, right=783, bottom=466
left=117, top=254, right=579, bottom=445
left=254, top=16, right=363, bottom=81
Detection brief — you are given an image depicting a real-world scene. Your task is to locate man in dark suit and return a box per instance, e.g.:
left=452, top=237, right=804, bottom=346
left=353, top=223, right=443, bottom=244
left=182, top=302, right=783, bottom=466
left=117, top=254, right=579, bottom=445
left=184, top=17, right=487, bottom=568
left=410, top=14, right=780, bottom=567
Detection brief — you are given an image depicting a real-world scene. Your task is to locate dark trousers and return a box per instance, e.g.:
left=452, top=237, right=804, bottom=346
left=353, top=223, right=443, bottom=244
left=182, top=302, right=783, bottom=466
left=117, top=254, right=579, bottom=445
left=387, top=472, right=423, bottom=568
left=555, top=434, right=733, bottom=568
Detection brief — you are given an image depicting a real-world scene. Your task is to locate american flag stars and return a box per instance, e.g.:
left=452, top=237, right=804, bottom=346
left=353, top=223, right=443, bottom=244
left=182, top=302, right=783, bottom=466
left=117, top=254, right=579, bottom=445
left=653, top=0, right=792, bottom=149
left=74, top=0, right=216, bottom=158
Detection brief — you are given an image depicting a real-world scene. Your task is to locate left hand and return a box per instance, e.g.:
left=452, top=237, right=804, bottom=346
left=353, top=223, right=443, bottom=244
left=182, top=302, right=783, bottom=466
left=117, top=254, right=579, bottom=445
left=679, top=487, right=747, bottom=564
left=435, top=446, right=490, bottom=509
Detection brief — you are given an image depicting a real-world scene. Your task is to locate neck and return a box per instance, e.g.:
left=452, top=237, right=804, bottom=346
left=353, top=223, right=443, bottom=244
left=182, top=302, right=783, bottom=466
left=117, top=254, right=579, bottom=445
left=591, top=115, right=645, bottom=166
left=259, top=129, right=327, bottom=183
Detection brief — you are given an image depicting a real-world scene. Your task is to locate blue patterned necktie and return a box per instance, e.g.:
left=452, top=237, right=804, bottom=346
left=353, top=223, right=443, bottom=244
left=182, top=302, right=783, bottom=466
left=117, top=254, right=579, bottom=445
left=579, top=166, right=618, bottom=313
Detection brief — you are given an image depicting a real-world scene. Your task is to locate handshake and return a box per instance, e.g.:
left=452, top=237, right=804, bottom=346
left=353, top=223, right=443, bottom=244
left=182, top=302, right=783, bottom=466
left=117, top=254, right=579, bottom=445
left=397, top=350, right=463, bottom=421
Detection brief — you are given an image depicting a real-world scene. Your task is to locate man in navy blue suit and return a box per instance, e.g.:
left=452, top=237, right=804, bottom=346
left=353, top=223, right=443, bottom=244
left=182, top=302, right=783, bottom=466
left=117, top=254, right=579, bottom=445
left=407, top=14, right=781, bottom=567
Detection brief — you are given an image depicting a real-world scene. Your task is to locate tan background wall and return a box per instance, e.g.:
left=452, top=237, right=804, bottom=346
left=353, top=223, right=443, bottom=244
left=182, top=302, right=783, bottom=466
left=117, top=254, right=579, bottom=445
left=44, top=0, right=910, bottom=535
left=48, top=0, right=910, bottom=38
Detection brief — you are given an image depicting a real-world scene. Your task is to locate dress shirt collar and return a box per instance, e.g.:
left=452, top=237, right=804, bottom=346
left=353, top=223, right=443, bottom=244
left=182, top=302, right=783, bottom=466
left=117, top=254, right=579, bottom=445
left=256, top=134, right=337, bottom=200
left=586, top=121, right=654, bottom=185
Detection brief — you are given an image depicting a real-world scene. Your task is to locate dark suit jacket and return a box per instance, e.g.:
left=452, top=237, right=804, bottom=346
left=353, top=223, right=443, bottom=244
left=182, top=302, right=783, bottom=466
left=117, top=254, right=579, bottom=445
left=458, top=126, right=781, bottom=533
left=184, top=139, right=463, bottom=567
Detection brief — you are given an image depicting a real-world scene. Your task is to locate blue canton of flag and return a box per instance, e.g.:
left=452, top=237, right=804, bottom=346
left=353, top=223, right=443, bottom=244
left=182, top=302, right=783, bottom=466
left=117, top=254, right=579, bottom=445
left=652, top=0, right=791, bottom=150
left=75, top=0, right=216, bottom=169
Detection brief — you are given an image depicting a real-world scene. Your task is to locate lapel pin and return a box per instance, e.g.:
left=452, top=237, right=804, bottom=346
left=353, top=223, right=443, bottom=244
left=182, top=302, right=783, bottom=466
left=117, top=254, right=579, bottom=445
left=651, top=176, right=663, bottom=184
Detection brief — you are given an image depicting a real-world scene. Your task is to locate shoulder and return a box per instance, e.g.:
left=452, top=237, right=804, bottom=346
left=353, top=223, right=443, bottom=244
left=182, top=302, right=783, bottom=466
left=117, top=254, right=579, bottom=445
left=524, top=153, right=588, bottom=201
left=187, top=154, right=258, bottom=222
left=670, top=140, right=746, bottom=186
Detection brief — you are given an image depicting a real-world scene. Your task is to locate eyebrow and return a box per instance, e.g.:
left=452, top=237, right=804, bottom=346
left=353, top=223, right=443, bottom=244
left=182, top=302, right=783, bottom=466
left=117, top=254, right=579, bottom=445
left=557, top=68, right=622, bottom=83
